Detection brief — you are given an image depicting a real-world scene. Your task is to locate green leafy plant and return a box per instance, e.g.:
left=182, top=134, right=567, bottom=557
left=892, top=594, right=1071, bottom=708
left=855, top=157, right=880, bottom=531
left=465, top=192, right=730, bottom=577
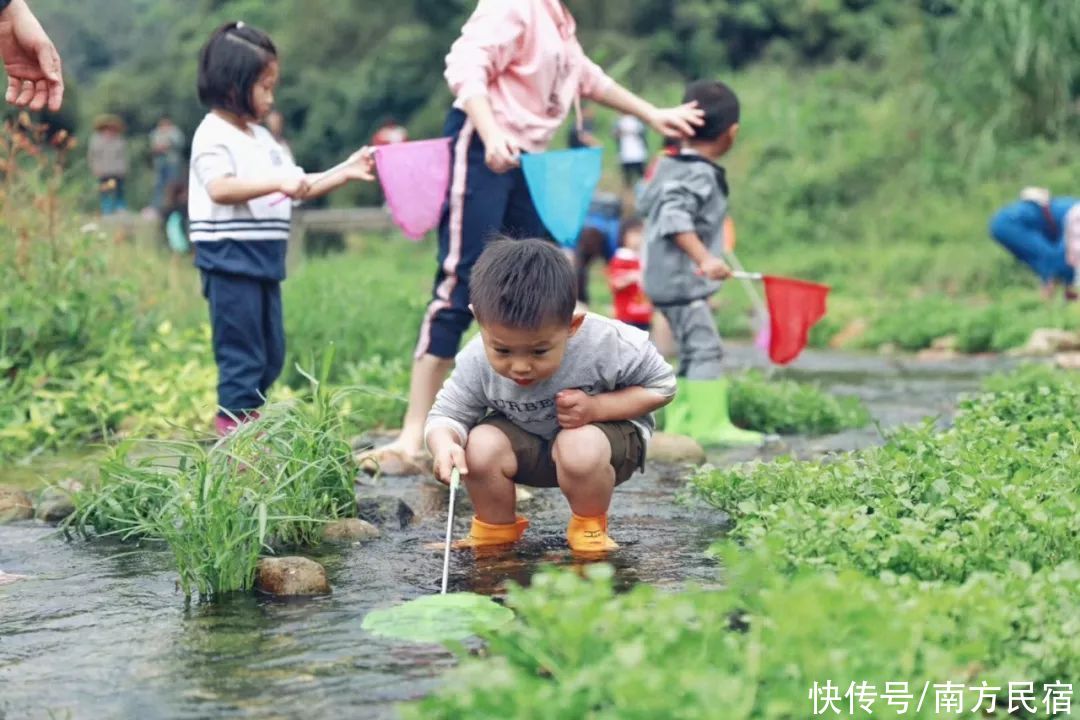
left=406, top=554, right=1080, bottom=720
left=692, top=365, right=1080, bottom=583
left=410, top=366, right=1080, bottom=718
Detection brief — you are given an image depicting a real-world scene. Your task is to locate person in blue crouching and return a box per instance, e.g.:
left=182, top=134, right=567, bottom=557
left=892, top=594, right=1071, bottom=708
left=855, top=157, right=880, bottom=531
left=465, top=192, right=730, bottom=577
left=990, top=187, right=1080, bottom=301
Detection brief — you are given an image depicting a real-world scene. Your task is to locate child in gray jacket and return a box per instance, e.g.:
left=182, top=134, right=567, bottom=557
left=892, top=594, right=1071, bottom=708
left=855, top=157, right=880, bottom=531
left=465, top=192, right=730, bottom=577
left=425, top=239, right=676, bottom=553
left=638, top=80, right=763, bottom=447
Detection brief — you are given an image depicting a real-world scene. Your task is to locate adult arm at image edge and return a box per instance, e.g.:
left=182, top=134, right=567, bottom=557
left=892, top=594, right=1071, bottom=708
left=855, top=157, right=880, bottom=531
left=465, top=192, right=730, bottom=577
left=0, top=0, right=64, bottom=111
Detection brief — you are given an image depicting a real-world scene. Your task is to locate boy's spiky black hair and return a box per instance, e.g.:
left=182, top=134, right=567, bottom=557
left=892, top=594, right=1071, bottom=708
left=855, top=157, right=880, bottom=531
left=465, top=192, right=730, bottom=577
left=684, top=80, right=740, bottom=141
left=471, top=238, right=577, bottom=329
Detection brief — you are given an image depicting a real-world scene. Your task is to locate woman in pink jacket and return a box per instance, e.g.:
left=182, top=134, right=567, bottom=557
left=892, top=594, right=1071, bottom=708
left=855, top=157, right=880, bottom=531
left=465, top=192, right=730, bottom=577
left=363, top=0, right=703, bottom=475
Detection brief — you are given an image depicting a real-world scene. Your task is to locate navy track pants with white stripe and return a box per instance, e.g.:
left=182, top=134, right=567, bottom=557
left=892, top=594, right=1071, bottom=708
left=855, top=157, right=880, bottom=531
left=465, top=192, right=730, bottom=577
left=415, top=108, right=549, bottom=360
left=201, top=271, right=285, bottom=416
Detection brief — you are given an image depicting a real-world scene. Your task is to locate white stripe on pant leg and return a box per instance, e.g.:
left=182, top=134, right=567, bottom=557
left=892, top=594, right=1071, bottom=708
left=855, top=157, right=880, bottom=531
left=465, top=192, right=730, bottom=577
left=415, top=119, right=476, bottom=360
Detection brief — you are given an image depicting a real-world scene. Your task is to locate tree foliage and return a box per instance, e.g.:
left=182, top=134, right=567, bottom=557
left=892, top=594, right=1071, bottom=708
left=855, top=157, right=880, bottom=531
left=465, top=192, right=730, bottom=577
left=21, top=0, right=1079, bottom=180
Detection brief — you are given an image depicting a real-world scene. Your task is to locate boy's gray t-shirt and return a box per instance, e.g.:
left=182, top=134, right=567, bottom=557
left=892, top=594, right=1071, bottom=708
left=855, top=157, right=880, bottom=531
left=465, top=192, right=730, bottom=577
left=638, top=151, right=729, bottom=306
left=425, top=314, right=676, bottom=446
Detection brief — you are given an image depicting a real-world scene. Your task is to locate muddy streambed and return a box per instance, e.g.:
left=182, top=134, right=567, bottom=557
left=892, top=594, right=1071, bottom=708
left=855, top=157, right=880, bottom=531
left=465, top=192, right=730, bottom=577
left=0, top=348, right=1016, bottom=719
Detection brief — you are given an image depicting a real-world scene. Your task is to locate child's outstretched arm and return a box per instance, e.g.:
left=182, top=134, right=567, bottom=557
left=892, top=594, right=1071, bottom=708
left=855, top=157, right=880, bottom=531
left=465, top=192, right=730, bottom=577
left=297, top=147, right=376, bottom=200
left=206, top=175, right=308, bottom=205
left=424, top=346, right=490, bottom=485
left=608, top=266, right=641, bottom=291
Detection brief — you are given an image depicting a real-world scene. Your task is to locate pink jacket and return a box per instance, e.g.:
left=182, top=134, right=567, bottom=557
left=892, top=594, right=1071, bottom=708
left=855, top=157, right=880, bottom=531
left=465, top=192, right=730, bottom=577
left=444, top=0, right=614, bottom=153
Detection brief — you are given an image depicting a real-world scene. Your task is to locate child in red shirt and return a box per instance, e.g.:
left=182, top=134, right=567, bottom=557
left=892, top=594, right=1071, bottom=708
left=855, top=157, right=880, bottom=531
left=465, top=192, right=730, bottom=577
left=608, top=218, right=653, bottom=332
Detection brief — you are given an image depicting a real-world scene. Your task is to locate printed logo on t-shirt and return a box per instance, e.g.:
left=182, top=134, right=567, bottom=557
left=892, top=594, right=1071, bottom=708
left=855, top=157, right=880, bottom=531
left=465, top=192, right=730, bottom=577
left=489, top=383, right=601, bottom=424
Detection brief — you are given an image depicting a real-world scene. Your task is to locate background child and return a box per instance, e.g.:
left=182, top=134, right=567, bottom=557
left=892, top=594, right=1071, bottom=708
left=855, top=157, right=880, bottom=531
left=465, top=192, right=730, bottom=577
left=361, top=0, right=704, bottom=477
left=607, top=218, right=653, bottom=332
left=614, top=113, right=648, bottom=189
left=149, top=115, right=186, bottom=215
left=189, top=22, right=375, bottom=435
left=425, top=239, right=675, bottom=553
left=88, top=114, right=128, bottom=216
left=574, top=191, right=622, bottom=308
left=638, top=79, right=762, bottom=448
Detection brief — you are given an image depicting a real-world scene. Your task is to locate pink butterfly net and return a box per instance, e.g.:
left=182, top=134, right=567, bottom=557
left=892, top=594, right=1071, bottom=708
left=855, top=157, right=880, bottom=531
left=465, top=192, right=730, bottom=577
left=375, top=138, right=452, bottom=240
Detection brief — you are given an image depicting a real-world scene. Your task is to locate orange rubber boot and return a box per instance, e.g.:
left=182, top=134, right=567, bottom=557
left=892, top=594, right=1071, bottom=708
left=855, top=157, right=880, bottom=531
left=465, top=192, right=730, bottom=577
left=451, top=516, right=530, bottom=550
left=566, top=513, right=619, bottom=553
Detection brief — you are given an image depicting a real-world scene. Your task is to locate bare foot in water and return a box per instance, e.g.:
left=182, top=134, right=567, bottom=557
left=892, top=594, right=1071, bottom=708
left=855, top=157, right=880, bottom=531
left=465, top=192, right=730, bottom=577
left=355, top=443, right=432, bottom=477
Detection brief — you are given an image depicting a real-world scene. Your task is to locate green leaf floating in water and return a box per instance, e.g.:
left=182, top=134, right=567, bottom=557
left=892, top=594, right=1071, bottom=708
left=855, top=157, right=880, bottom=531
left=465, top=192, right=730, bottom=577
left=362, top=592, right=515, bottom=644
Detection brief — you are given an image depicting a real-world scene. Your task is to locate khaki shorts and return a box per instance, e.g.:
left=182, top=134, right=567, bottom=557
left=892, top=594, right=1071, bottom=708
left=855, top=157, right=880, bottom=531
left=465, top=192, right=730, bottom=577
left=476, top=415, right=645, bottom=488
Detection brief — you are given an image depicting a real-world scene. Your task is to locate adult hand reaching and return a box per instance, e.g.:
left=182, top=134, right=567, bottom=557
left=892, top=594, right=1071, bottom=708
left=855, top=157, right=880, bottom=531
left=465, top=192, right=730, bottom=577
left=0, top=0, right=63, bottom=112
left=647, top=101, right=704, bottom=139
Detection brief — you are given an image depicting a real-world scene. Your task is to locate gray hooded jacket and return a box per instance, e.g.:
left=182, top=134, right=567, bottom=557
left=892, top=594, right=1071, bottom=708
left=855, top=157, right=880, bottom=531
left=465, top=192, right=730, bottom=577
left=638, top=151, right=729, bottom=306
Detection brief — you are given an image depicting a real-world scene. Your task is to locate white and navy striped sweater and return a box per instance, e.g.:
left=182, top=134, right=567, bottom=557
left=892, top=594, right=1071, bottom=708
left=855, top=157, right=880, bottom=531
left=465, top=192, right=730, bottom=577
left=188, top=112, right=303, bottom=281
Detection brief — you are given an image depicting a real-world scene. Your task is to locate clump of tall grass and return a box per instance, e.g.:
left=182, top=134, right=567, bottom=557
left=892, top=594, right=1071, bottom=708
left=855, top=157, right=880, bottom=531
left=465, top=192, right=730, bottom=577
left=69, top=360, right=359, bottom=598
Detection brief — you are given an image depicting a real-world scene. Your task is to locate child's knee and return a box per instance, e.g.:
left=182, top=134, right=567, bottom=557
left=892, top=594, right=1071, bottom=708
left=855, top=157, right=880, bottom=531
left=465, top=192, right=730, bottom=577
left=465, top=424, right=516, bottom=475
left=553, top=426, right=610, bottom=476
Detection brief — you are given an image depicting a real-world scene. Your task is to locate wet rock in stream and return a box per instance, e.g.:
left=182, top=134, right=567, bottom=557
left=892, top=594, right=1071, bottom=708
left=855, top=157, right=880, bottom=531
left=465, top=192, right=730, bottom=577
left=35, top=485, right=79, bottom=524
left=256, top=557, right=331, bottom=597
left=355, top=494, right=416, bottom=529
left=322, top=518, right=381, bottom=543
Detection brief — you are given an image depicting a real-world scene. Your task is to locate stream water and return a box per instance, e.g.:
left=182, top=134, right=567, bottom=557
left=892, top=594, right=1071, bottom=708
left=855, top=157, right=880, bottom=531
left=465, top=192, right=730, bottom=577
left=0, top=348, right=1016, bottom=719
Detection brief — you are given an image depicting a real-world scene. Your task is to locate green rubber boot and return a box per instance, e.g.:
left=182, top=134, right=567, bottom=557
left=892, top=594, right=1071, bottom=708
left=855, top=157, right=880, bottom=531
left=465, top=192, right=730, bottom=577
left=659, top=377, right=694, bottom=436
left=679, top=377, right=764, bottom=448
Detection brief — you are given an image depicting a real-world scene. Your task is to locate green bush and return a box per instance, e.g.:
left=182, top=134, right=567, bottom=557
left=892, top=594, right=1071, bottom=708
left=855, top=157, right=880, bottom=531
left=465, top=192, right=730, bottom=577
left=0, top=323, right=217, bottom=462
left=0, top=120, right=214, bottom=462
left=856, top=294, right=1080, bottom=352
left=925, top=0, right=1080, bottom=144
left=729, top=370, right=870, bottom=435
left=340, top=356, right=411, bottom=432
